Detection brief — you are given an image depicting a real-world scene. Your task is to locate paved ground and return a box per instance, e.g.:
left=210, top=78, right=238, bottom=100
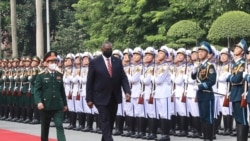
left=0, top=120, right=236, bottom=141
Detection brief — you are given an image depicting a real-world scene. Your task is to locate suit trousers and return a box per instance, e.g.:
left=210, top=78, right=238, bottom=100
left=96, top=95, right=118, bottom=141
left=40, top=110, right=66, bottom=141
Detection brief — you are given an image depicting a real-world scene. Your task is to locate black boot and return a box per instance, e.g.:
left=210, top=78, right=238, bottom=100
left=65, top=112, right=76, bottom=129
left=30, top=106, right=40, bottom=124
left=63, top=111, right=70, bottom=123
left=169, top=115, right=176, bottom=136
left=2, top=105, right=9, bottom=120
left=204, top=122, right=213, bottom=141
left=74, top=113, right=86, bottom=131
left=24, top=108, right=33, bottom=123
left=144, top=118, right=157, bottom=140
left=237, top=124, right=248, bottom=141
left=155, top=119, right=170, bottom=141
left=113, top=115, right=124, bottom=136
left=121, top=116, right=135, bottom=137
left=6, top=105, right=14, bottom=121
left=176, top=116, right=188, bottom=137
left=82, top=113, right=94, bottom=132
left=131, top=117, right=146, bottom=138
left=17, top=107, right=26, bottom=122
left=93, top=114, right=101, bottom=133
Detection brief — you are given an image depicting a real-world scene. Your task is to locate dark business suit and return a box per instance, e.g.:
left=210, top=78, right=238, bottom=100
left=86, top=55, right=131, bottom=141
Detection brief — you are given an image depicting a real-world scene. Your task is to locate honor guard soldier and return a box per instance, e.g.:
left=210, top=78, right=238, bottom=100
left=22, top=56, right=34, bottom=123
left=3, top=59, right=11, bottom=120
left=171, top=48, right=189, bottom=137
left=63, top=53, right=75, bottom=129
left=229, top=39, right=248, bottom=141
left=72, top=53, right=85, bottom=131
left=191, top=41, right=216, bottom=141
left=6, top=58, right=15, bottom=121
left=186, top=48, right=202, bottom=138
left=127, top=47, right=144, bottom=138
left=8, top=57, right=19, bottom=122
left=154, top=46, right=173, bottom=141
left=217, top=48, right=233, bottom=135
left=81, top=52, right=97, bottom=132
left=121, top=48, right=134, bottom=137
left=140, top=47, right=157, bottom=140
left=30, top=56, right=41, bottom=124
left=0, top=59, right=8, bottom=120
left=34, top=51, right=67, bottom=141
left=112, top=49, right=126, bottom=136
left=0, top=59, right=4, bottom=119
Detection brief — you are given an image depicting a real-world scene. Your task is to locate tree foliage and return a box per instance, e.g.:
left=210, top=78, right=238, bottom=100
left=166, top=20, right=205, bottom=48
left=207, top=11, right=250, bottom=42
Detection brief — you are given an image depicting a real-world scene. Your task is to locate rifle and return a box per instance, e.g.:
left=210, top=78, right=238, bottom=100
left=181, top=48, right=188, bottom=103
left=148, top=54, right=156, bottom=104
left=138, top=53, right=144, bottom=104
left=76, top=56, right=82, bottom=101
left=241, top=39, right=248, bottom=108
left=223, top=38, right=231, bottom=107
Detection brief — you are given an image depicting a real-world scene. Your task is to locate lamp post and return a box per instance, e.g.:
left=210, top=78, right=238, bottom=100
left=46, top=0, right=50, bottom=52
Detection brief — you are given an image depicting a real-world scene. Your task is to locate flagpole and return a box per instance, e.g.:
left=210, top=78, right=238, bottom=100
left=46, top=0, right=50, bottom=52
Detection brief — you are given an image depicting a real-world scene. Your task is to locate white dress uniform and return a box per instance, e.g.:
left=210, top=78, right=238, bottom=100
left=63, top=67, right=74, bottom=112
left=127, top=63, right=145, bottom=117
left=186, top=62, right=200, bottom=117
left=72, top=67, right=83, bottom=113
left=153, top=62, right=173, bottom=120
left=172, top=63, right=188, bottom=117
left=217, top=63, right=232, bottom=115
left=141, top=63, right=156, bottom=118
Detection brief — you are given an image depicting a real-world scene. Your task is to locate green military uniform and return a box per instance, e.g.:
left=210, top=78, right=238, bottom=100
left=34, top=51, right=67, bottom=141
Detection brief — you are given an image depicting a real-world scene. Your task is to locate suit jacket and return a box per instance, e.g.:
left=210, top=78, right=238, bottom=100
left=86, top=55, right=131, bottom=106
left=34, top=69, right=67, bottom=110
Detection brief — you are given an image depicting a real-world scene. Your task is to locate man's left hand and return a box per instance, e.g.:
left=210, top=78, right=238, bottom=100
left=125, top=93, right=131, bottom=102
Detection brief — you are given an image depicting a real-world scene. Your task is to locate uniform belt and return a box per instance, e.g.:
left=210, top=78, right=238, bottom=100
left=231, top=83, right=243, bottom=86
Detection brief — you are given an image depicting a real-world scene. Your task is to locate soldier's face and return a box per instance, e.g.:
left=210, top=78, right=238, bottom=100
left=132, top=54, right=141, bottom=63
left=198, top=49, right=208, bottom=60
left=75, top=57, right=81, bottom=65
left=82, top=57, right=89, bottom=66
left=123, top=54, right=130, bottom=62
left=157, top=51, right=166, bottom=62
left=31, top=61, right=39, bottom=67
left=191, top=52, right=198, bottom=61
left=233, top=46, right=243, bottom=56
left=24, top=61, right=31, bottom=67
left=144, top=54, right=154, bottom=64
left=176, top=53, right=185, bottom=63
left=220, top=53, right=229, bottom=63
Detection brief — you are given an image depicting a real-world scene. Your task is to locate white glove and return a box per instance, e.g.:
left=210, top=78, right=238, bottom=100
left=192, top=66, right=198, bottom=74
left=243, top=71, right=248, bottom=78
left=193, top=86, right=199, bottom=91
left=170, top=74, right=175, bottom=81
left=183, top=75, right=188, bottom=83
left=140, top=75, right=144, bottom=81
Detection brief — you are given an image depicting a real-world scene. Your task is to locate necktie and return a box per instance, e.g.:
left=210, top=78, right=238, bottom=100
left=106, top=58, right=112, bottom=77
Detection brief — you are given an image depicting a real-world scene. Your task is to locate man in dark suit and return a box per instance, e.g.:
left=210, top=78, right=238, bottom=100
left=86, top=41, right=131, bottom=141
left=34, top=51, right=68, bottom=141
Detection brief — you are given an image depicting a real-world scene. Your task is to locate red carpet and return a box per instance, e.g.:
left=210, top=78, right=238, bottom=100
left=0, top=129, right=57, bottom=141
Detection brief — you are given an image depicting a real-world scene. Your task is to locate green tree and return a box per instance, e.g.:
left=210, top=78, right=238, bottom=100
left=166, top=20, right=205, bottom=48
left=207, top=11, right=250, bottom=46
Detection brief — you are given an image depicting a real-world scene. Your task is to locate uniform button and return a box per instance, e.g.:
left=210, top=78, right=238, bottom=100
left=53, top=96, right=55, bottom=98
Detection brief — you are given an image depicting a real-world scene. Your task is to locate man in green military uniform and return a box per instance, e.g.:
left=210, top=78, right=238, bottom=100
left=34, top=51, right=68, bottom=141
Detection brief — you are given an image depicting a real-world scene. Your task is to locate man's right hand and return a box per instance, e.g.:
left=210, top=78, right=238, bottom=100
left=87, top=101, right=93, bottom=108
left=37, top=102, right=44, bottom=110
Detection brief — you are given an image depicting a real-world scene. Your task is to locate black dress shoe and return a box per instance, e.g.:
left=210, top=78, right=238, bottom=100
left=113, top=130, right=122, bottom=136
left=82, top=126, right=93, bottom=132
left=146, top=133, right=157, bottom=140
left=24, top=119, right=31, bottom=123
left=30, top=119, right=40, bottom=124
left=73, top=125, right=84, bottom=131
left=155, top=135, right=170, bottom=141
